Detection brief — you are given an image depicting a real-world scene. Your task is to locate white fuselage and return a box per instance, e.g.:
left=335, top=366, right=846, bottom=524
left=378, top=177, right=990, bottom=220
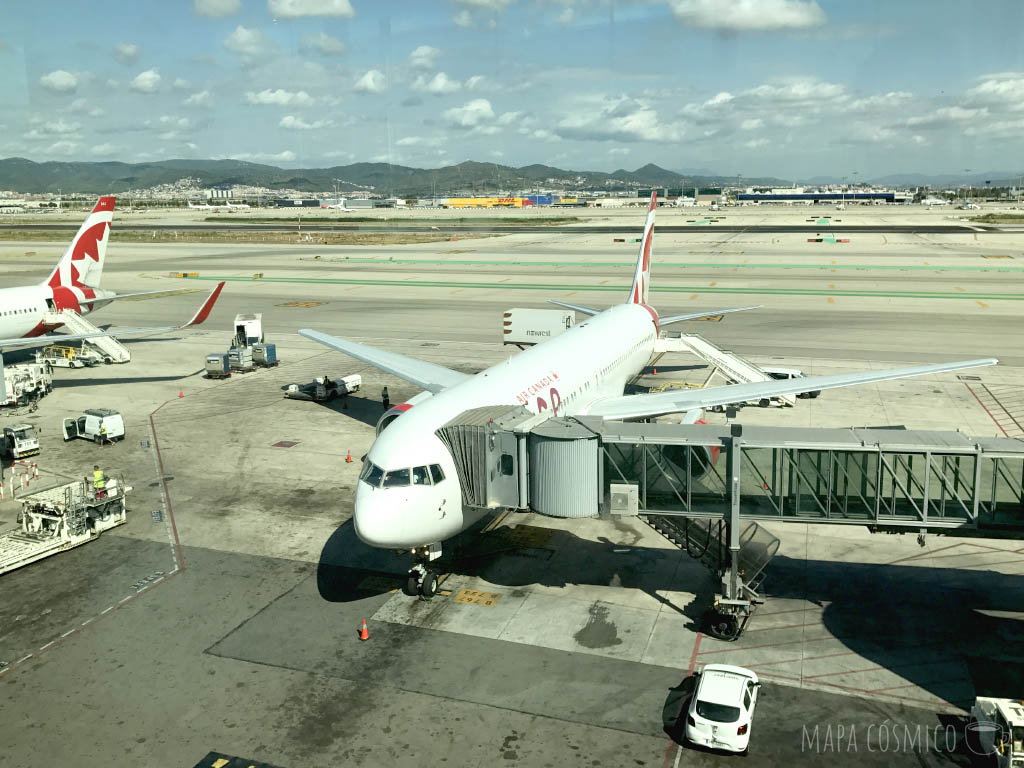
left=0, top=283, right=111, bottom=342
left=355, top=303, right=660, bottom=550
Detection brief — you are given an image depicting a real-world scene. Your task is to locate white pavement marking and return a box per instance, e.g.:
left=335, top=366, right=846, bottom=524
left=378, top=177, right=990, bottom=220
left=59, top=629, right=75, bottom=639
left=38, top=641, right=54, bottom=651
left=118, top=595, right=133, bottom=604
left=101, top=606, right=114, bottom=615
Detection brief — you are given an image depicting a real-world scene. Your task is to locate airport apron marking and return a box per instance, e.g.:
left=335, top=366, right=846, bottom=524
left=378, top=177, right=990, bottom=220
left=181, top=275, right=1024, bottom=301
left=298, top=257, right=1024, bottom=272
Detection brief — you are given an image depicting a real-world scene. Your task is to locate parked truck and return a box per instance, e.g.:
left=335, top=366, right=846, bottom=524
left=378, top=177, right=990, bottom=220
left=969, top=697, right=1023, bottom=767
left=0, top=475, right=130, bottom=577
left=2, top=363, right=53, bottom=407
left=62, top=408, right=125, bottom=444
left=502, top=308, right=574, bottom=347
left=2, top=424, right=40, bottom=459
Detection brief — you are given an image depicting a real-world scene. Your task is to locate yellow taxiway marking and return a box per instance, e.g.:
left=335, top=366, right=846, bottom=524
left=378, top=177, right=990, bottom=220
left=828, top=284, right=835, bottom=289
left=450, top=289, right=463, bottom=294
left=983, top=254, right=1013, bottom=259
left=690, top=294, right=699, bottom=300
left=453, top=589, right=503, bottom=608
left=212, top=760, right=229, bottom=768
left=976, top=300, right=989, bottom=308
left=277, top=300, right=326, bottom=307
left=709, top=281, right=717, bottom=286
left=564, top=291, right=577, bottom=297
left=827, top=297, right=835, bottom=303
left=599, top=280, right=608, bottom=284
left=955, top=287, right=965, bottom=292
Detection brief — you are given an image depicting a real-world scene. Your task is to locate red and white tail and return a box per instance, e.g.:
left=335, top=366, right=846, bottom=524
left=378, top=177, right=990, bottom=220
left=628, top=191, right=656, bottom=305
left=44, top=196, right=115, bottom=291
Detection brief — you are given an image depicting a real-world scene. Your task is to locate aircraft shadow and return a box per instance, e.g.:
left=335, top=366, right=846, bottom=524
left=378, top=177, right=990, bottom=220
left=317, top=517, right=1024, bottom=709
left=54, top=371, right=204, bottom=387
left=276, top=392, right=385, bottom=429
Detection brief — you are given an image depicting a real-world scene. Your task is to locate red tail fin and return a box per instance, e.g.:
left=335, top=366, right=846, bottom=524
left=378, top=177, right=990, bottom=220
left=45, top=196, right=115, bottom=290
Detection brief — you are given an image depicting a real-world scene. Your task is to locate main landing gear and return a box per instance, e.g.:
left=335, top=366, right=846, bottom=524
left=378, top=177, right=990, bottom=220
left=406, top=543, right=442, bottom=599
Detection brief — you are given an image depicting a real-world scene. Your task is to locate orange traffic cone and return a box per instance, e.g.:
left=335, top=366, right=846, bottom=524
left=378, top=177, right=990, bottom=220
left=345, top=451, right=353, bottom=463
left=653, top=368, right=658, bottom=375
left=178, top=390, right=184, bottom=398
left=359, top=619, right=369, bottom=641
left=342, top=398, right=348, bottom=410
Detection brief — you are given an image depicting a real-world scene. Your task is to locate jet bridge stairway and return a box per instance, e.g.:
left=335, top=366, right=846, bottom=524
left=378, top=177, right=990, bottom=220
left=42, top=309, right=130, bottom=363
left=641, top=513, right=780, bottom=640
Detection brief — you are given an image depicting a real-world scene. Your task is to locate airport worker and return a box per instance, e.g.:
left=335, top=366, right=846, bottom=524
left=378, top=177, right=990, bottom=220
left=93, top=465, right=105, bottom=498
left=99, top=420, right=109, bottom=445
left=382, top=386, right=390, bottom=410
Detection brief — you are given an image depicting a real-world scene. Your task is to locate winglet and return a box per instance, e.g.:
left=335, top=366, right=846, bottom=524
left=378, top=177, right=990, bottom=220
left=183, top=281, right=225, bottom=327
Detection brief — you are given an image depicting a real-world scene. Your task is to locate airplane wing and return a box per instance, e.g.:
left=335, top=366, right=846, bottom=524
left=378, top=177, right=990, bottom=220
left=103, top=287, right=208, bottom=301
left=0, top=282, right=225, bottom=350
left=585, top=358, right=998, bottom=421
left=548, top=300, right=600, bottom=316
left=659, top=306, right=761, bottom=326
left=298, top=329, right=471, bottom=394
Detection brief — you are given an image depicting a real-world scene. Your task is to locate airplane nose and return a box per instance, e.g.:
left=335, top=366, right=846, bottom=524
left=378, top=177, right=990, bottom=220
left=353, top=485, right=408, bottom=549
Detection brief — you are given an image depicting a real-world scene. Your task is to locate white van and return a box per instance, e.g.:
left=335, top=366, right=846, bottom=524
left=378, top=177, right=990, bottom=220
left=761, top=366, right=821, bottom=399
left=62, top=409, right=126, bottom=444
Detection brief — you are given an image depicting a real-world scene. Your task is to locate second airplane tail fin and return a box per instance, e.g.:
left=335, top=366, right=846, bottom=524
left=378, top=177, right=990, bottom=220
left=627, top=191, right=656, bottom=305
left=44, top=196, right=115, bottom=291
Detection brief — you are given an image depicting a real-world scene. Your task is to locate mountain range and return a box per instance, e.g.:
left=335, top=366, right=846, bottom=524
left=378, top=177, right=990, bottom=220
left=0, top=157, right=1018, bottom=196
left=0, top=158, right=784, bottom=196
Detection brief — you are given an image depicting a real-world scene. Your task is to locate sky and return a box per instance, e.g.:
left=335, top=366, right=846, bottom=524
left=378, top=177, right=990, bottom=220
left=1, top=0, right=1023, bottom=179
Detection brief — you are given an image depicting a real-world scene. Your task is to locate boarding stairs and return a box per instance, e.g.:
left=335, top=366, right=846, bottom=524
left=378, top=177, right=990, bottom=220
left=42, top=309, right=131, bottom=363
left=653, top=333, right=795, bottom=407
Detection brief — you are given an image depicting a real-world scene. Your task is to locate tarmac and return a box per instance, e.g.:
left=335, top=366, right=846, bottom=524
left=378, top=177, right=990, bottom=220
left=0, top=209, right=1022, bottom=767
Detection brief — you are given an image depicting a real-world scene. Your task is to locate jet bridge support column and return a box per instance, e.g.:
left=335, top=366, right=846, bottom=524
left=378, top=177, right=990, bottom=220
left=704, top=423, right=763, bottom=641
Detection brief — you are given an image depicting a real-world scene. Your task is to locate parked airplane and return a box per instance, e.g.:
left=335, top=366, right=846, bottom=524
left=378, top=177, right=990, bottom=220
left=301, top=193, right=997, bottom=596
left=0, top=196, right=226, bottom=349
left=921, top=197, right=949, bottom=206
left=188, top=201, right=250, bottom=211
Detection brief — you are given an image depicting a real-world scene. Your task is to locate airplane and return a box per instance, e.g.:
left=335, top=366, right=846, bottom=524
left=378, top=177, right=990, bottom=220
left=920, top=197, right=949, bottom=206
left=188, top=201, right=250, bottom=211
left=0, top=196, right=226, bottom=351
left=323, top=199, right=353, bottom=211
left=299, top=192, right=997, bottom=597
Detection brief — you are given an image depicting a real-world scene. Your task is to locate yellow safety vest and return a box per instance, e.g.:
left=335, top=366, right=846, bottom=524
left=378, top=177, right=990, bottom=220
left=93, top=470, right=104, bottom=489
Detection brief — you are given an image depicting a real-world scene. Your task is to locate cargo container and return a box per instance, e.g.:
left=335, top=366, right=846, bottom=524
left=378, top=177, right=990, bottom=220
left=205, top=353, right=230, bottom=379
left=253, top=343, right=278, bottom=367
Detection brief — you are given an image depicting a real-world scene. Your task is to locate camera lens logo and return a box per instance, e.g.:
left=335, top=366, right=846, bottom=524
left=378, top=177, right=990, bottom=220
left=965, top=719, right=1006, bottom=756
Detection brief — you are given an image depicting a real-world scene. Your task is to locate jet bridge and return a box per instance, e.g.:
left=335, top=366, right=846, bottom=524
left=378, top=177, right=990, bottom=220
left=437, top=409, right=1024, bottom=639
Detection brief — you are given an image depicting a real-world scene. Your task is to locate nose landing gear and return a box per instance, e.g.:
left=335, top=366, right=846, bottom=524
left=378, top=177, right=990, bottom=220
left=406, top=563, right=439, bottom=598
left=406, top=543, right=443, bottom=599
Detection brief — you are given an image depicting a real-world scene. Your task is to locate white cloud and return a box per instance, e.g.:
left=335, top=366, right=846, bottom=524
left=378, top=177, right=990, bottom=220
left=245, top=88, right=314, bottom=106
left=609, top=147, right=631, bottom=155
left=173, top=78, right=190, bottom=90
left=301, top=32, right=345, bottom=55
left=25, top=119, right=81, bottom=138
left=466, top=75, right=486, bottom=91
left=413, top=72, right=461, bottom=95
left=963, top=117, right=1024, bottom=138
left=40, top=70, right=78, bottom=93
left=195, top=0, right=241, bottom=16
left=408, top=45, right=440, bottom=70
left=668, top=0, right=826, bottom=31
left=279, top=115, right=333, bottom=130
left=744, top=138, right=769, bottom=148
left=324, top=150, right=355, bottom=160
left=354, top=69, right=387, bottom=94
left=491, top=150, right=504, bottom=158
left=130, top=69, right=161, bottom=93
left=224, top=26, right=267, bottom=58
left=91, top=142, right=117, bottom=156
left=159, top=115, right=193, bottom=129
left=557, top=96, right=681, bottom=142
left=453, top=10, right=473, bottom=27
left=227, top=149, right=297, bottom=163
left=530, top=129, right=560, bottom=142
left=965, top=73, right=1024, bottom=111
left=184, top=90, right=214, bottom=107
left=114, top=42, right=139, bottom=64
left=902, top=106, right=988, bottom=128
left=741, top=118, right=763, bottom=130
left=846, top=91, right=913, bottom=112
left=556, top=7, right=574, bottom=24
left=185, top=142, right=200, bottom=151
left=69, top=99, right=105, bottom=117
left=268, top=0, right=355, bottom=17
left=497, top=110, right=522, bottom=125
left=443, top=98, right=495, bottom=128
left=44, top=140, right=79, bottom=156
left=396, top=136, right=442, bottom=147
left=453, top=0, right=515, bottom=8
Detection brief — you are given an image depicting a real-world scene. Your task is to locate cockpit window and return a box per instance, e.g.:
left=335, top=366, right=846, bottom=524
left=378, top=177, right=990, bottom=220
left=383, top=468, right=410, bottom=488
left=360, top=462, right=384, bottom=488
left=412, top=466, right=431, bottom=485
left=429, top=464, right=445, bottom=484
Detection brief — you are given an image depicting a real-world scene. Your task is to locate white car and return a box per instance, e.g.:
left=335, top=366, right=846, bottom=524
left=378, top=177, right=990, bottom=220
left=685, top=664, right=760, bottom=753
